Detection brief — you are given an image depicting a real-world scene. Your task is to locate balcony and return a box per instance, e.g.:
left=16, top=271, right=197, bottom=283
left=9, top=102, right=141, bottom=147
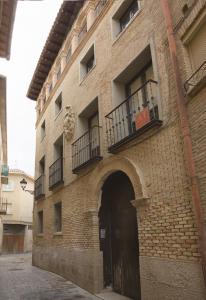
left=72, top=125, right=102, bottom=173
left=49, top=157, right=63, bottom=190
left=184, top=61, right=206, bottom=95
left=34, top=174, right=45, bottom=200
left=0, top=198, right=7, bottom=215
left=105, top=80, right=162, bottom=153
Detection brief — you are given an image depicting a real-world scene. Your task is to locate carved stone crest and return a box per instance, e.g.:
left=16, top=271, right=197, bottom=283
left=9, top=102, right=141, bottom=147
left=63, top=105, right=75, bottom=141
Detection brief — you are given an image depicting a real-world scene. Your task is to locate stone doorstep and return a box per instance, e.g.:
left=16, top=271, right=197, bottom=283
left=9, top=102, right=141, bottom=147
left=96, top=289, right=132, bottom=300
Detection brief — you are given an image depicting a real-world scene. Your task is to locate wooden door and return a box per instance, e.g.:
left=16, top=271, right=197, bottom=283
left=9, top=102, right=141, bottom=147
left=2, top=235, right=24, bottom=253
left=100, top=171, right=141, bottom=300
left=2, top=224, right=25, bottom=254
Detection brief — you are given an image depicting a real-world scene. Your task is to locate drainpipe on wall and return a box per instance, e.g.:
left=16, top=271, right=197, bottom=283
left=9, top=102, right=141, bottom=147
left=160, top=0, right=206, bottom=285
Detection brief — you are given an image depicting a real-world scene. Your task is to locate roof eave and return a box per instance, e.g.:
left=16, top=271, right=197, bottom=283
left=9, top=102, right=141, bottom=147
left=27, top=1, right=84, bottom=101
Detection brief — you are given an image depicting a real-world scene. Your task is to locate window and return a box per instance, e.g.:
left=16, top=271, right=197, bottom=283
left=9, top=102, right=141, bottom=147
left=2, top=181, right=14, bottom=192
left=42, top=95, right=46, bottom=106
left=184, top=21, right=206, bottom=93
left=49, top=83, right=52, bottom=94
left=41, top=120, right=46, bottom=140
left=80, top=44, right=95, bottom=81
left=72, top=98, right=101, bottom=172
left=86, top=55, right=95, bottom=73
left=120, top=0, right=138, bottom=31
left=188, top=21, right=206, bottom=71
left=106, top=45, right=161, bottom=151
left=55, top=93, right=62, bottom=116
left=66, top=47, right=72, bottom=63
left=39, top=156, right=45, bottom=175
left=78, top=21, right=87, bottom=43
left=49, top=135, right=64, bottom=189
left=38, top=210, right=43, bottom=234
left=112, top=0, right=139, bottom=38
left=95, top=0, right=107, bottom=17
left=56, top=66, right=61, bottom=81
left=54, top=134, right=63, bottom=160
left=54, top=202, right=62, bottom=232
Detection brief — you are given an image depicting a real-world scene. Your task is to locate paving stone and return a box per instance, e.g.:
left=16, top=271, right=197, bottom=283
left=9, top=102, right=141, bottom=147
left=0, top=253, right=100, bottom=300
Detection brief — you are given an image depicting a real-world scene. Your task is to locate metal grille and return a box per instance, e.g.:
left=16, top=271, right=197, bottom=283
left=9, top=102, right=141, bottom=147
left=49, top=157, right=63, bottom=189
left=0, top=198, right=7, bottom=215
left=184, top=61, right=206, bottom=93
left=72, top=125, right=101, bottom=172
left=105, top=80, right=161, bottom=150
left=34, top=175, right=45, bottom=200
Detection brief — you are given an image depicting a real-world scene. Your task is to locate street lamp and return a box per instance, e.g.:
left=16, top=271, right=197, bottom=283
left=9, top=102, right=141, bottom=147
left=20, top=178, right=34, bottom=195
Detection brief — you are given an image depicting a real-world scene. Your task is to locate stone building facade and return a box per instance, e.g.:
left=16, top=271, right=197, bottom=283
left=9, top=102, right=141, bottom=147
left=27, top=1, right=206, bottom=299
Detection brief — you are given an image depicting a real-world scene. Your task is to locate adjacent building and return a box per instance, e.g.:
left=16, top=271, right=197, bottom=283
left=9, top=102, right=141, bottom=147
left=0, top=169, right=33, bottom=254
left=27, top=1, right=206, bottom=299
left=0, top=0, right=17, bottom=214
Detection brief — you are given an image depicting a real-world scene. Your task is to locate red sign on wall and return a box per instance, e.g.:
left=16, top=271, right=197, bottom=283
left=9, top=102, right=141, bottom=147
left=135, top=107, right=150, bottom=129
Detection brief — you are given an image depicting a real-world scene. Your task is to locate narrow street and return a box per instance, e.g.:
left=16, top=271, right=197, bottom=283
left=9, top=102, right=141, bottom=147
left=0, top=253, right=99, bottom=300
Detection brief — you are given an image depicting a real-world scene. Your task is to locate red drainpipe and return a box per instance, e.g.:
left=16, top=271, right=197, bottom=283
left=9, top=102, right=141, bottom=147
left=160, top=0, right=206, bottom=284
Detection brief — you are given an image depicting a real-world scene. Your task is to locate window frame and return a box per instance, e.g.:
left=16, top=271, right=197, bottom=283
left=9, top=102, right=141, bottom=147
left=54, top=202, right=62, bottom=233
left=37, top=210, right=43, bottom=234
left=41, top=120, right=46, bottom=141
left=56, top=66, right=61, bottom=81
left=119, top=0, right=139, bottom=32
left=55, top=93, right=63, bottom=118
left=66, top=47, right=72, bottom=63
left=112, top=0, right=140, bottom=40
left=78, top=21, right=87, bottom=43
left=79, top=43, right=96, bottom=82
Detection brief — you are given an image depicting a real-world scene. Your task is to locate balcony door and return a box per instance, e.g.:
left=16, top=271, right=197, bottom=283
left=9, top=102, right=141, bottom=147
left=126, top=63, right=154, bottom=134
left=88, top=113, right=99, bottom=159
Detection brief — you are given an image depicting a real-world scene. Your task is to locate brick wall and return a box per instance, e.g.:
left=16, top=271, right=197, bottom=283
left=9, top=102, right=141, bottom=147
left=32, top=0, right=206, bottom=298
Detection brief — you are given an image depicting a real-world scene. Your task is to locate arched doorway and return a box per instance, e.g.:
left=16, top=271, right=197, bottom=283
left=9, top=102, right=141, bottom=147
left=99, top=171, right=141, bottom=299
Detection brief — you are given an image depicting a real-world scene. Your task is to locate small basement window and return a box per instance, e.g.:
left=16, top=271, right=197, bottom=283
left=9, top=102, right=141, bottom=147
left=54, top=202, right=62, bottom=232
left=80, top=44, right=95, bottom=81
left=55, top=93, right=62, bottom=116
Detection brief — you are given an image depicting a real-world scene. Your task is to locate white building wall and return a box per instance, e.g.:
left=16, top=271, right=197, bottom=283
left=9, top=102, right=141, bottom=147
left=0, top=171, right=34, bottom=253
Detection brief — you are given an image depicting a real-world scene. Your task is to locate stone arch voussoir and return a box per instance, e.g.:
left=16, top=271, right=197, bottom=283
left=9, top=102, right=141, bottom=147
left=88, top=155, right=149, bottom=210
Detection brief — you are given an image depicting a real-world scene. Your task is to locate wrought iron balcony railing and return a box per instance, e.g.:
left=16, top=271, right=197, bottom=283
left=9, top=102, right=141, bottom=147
left=0, top=198, right=7, bottom=215
left=35, top=174, right=45, bottom=200
left=49, top=157, right=63, bottom=190
left=72, top=125, right=102, bottom=173
left=184, top=61, right=206, bottom=93
left=105, top=80, right=162, bottom=152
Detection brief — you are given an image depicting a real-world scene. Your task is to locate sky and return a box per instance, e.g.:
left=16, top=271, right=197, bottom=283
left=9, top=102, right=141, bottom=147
left=0, top=0, right=63, bottom=176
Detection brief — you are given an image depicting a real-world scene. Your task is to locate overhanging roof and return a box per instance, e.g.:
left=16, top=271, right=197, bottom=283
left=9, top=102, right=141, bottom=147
left=27, top=0, right=84, bottom=101
left=0, top=0, right=17, bottom=59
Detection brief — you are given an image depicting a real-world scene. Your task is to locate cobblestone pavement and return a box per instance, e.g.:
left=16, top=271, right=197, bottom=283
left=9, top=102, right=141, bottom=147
left=0, top=253, right=100, bottom=300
